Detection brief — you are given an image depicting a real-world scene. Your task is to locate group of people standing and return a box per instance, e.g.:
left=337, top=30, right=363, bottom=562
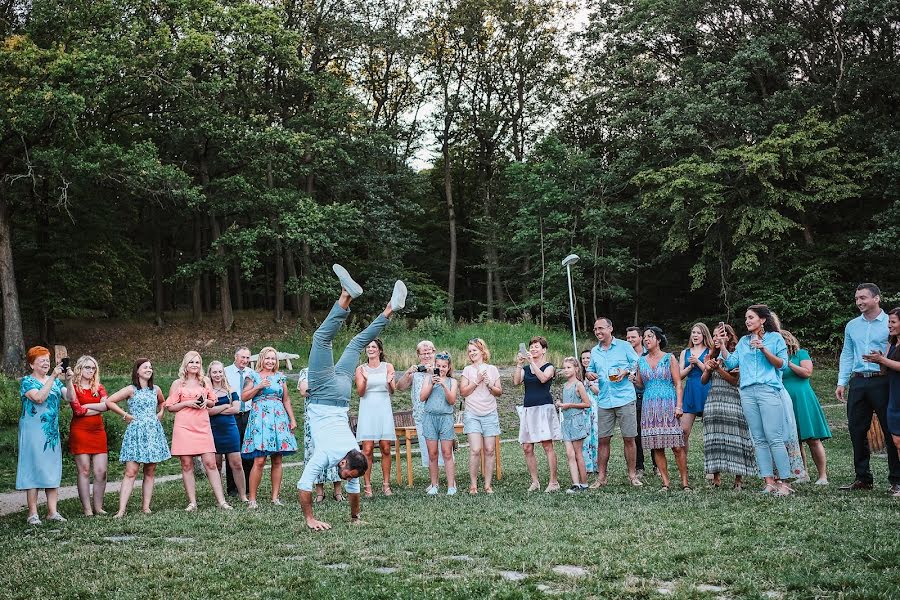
left=14, top=276, right=900, bottom=526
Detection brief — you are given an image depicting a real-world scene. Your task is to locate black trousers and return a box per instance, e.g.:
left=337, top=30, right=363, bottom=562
left=635, top=391, right=645, bottom=471
left=226, top=411, right=253, bottom=495
left=847, top=376, right=900, bottom=485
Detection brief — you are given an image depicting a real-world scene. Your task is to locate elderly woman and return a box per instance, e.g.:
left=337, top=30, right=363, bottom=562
left=513, top=336, right=561, bottom=493
left=17, top=346, right=86, bottom=524
left=397, top=340, right=444, bottom=469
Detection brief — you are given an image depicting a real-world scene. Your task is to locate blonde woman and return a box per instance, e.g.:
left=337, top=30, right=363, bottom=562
left=165, top=351, right=231, bottom=511
left=66, top=356, right=111, bottom=516
left=241, top=346, right=298, bottom=508
left=678, top=322, right=714, bottom=449
left=207, top=361, right=247, bottom=502
left=460, top=338, right=502, bottom=494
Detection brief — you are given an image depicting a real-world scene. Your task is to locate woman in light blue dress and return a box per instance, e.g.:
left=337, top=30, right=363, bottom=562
left=580, top=350, right=599, bottom=474
left=104, top=358, right=171, bottom=518
left=297, top=368, right=344, bottom=502
left=17, top=346, right=84, bottom=525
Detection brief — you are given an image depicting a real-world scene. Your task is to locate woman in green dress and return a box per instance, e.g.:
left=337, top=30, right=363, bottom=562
left=781, top=331, right=831, bottom=484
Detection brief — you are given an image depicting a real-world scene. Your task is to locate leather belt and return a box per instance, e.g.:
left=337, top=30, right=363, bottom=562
left=851, top=371, right=884, bottom=378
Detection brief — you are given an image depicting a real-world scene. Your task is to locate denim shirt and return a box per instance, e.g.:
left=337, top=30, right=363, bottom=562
left=837, top=310, right=889, bottom=386
left=722, top=331, right=788, bottom=390
left=586, top=338, right=639, bottom=408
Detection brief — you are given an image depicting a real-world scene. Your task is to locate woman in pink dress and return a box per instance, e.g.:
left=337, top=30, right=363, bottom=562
left=166, top=351, right=232, bottom=511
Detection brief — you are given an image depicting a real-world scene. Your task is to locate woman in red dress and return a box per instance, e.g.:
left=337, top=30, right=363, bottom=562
left=66, top=356, right=111, bottom=515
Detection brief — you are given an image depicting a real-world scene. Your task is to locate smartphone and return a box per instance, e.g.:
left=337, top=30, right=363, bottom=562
left=59, top=357, right=70, bottom=371
left=518, top=342, right=528, bottom=357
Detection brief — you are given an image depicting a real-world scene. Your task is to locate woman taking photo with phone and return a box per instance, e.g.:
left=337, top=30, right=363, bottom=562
left=17, top=346, right=85, bottom=524
left=420, top=351, right=459, bottom=495
left=166, top=351, right=231, bottom=511
left=513, top=336, right=561, bottom=493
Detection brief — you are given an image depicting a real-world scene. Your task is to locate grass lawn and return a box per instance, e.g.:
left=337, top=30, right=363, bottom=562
left=2, top=368, right=899, bottom=599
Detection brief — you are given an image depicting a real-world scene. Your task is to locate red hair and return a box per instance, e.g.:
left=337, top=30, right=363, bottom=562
left=26, top=346, right=50, bottom=366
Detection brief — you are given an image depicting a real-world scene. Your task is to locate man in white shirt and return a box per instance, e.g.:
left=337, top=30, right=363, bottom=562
left=224, top=346, right=256, bottom=497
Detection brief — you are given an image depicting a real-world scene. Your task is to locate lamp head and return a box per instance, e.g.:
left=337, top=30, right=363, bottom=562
left=561, top=254, right=580, bottom=268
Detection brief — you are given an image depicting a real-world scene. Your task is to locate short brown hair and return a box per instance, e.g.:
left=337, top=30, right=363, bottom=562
left=529, top=336, right=548, bottom=349
left=131, top=357, right=154, bottom=389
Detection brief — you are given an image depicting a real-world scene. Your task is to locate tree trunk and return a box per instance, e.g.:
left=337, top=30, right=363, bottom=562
left=273, top=237, right=285, bottom=323
left=232, top=262, right=244, bottom=311
left=201, top=224, right=212, bottom=313
left=539, top=216, right=545, bottom=328
left=633, top=241, right=640, bottom=325
left=591, top=236, right=599, bottom=323
left=488, top=240, right=504, bottom=320
left=0, top=196, right=25, bottom=375
left=300, top=241, right=312, bottom=325
left=192, top=215, right=202, bottom=324
left=152, top=209, right=165, bottom=327
left=210, top=215, right=233, bottom=332
left=443, top=145, right=457, bottom=321
left=285, top=246, right=301, bottom=317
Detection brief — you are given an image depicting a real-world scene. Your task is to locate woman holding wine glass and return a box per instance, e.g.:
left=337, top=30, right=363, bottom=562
left=715, top=305, right=795, bottom=496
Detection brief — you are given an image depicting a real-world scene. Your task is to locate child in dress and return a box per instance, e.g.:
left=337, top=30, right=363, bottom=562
left=419, top=352, right=459, bottom=495
left=555, top=357, right=592, bottom=493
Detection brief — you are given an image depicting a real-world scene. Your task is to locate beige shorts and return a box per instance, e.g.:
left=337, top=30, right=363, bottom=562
left=596, top=402, right=637, bottom=438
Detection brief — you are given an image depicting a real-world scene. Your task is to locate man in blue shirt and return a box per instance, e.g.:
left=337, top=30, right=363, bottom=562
left=835, top=283, right=900, bottom=493
left=585, top=318, right=641, bottom=487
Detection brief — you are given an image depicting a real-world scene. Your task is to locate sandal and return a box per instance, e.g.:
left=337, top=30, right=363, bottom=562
left=630, top=477, right=644, bottom=487
left=364, top=487, right=373, bottom=499
left=333, top=493, right=345, bottom=502
left=682, top=485, right=694, bottom=492
left=527, top=482, right=540, bottom=492
left=484, top=487, right=494, bottom=494
left=314, top=492, right=325, bottom=504
left=468, top=486, right=478, bottom=495
left=589, top=478, right=606, bottom=489
left=184, top=503, right=197, bottom=512
left=382, top=484, right=393, bottom=497
left=218, top=502, right=233, bottom=510
left=271, top=498, right=285, bottom=507
left=657, top=486, right=669, bottom=493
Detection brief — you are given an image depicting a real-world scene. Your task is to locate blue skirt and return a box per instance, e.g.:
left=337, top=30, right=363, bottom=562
left=210, top=414, right=241, bottom=454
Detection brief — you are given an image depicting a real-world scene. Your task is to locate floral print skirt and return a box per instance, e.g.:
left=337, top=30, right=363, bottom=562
left=241, top=399, right=298, bottom=458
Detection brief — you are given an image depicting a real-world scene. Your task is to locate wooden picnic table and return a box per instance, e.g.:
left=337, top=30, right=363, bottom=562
left=393, top=423, right=502, bottom=488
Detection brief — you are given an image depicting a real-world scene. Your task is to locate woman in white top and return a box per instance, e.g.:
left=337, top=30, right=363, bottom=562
left=355, top=338, right=397, bottom=497
left=460, top=338, right=503, bottom=494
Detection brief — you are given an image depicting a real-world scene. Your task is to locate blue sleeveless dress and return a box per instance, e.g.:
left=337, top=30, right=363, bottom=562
left=682, top=348, right=710, bottom=415
left=119, top=386, right=171, bottom=464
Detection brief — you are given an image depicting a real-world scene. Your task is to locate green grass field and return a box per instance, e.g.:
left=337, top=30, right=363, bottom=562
left=2, top=363, right=899, bottom=599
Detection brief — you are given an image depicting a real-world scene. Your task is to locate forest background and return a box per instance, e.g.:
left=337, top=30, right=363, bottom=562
left=2, top=0, right=899, bottom=377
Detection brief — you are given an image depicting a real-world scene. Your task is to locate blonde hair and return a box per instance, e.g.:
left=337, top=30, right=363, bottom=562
left=467, top=338, right=491, bottom=363
left=691, top=323, right=714, bottom=349
left=257, top=347, right=280, bottom=372
left=563, top=356, right=582, bottom=381
left=177, top=351, right=206, bottom=384
left=416, top=340, right=435, bottom=354
left=206, top=360, right=232, bottom=394
left=74, top=355, right=101, bottom=395
left=781, top=330, right=800, bottom=356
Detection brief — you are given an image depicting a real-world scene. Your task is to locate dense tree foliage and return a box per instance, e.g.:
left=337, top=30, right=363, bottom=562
left=1, top=0, right=897, bottom=372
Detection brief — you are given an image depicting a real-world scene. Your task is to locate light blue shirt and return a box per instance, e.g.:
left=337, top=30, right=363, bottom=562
left=586, top=338, right=639, bottom=408
left=838, top=310, right=889, bottom=386
left=722, top=331, right=788, bottom=389
left=225, top=364, right=257, bottom=412
left=296, top=403, right=359, bottom=494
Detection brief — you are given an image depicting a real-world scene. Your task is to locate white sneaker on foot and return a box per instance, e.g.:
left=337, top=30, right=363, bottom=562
left=332, top=264, right=363, bottom=298
left=390, top=280, right=407, bottom=311
left=46, top=512, right=67, bottom=522
left=447, top=487, right=457, bottom=496
left=26, top=514, right=40, bottom=525
left=814, top=478, right=829, bottom=486
left=426, top=485, right=439, bottom=496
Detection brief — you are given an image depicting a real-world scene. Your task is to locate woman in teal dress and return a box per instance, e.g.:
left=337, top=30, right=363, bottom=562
left=781, top=331, right=831, bottom=484
left=17, top=346, right=85, bottom=525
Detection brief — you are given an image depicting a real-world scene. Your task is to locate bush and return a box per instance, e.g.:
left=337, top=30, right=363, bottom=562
left=414, top=314, right=453, bottom=339
left=0, top=374, right=20, bottom=426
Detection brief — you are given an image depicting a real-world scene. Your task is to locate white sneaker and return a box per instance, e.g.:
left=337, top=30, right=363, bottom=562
left=390, top=280, right=407, bottom=311
left=426, top=485, right=439, bottom=496
left=46, top=512, right=67, bottom=522
left=814, top=478, right=829, bottom=486
left=446, top=487, right=457, bottom=496
left=26, top=514, right=40, bottom=525
left=795, top=475, right=811, bottom=484
left=332, top=264, right=363, bottom=298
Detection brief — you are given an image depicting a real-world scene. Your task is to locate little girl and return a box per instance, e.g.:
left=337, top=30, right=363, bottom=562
left=419, top=351, right=458, bottom=495
left=555, top=357, right=592, bottom=493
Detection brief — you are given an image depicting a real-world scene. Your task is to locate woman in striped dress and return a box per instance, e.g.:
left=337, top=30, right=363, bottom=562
left=701, top=324, right=756, bottom=490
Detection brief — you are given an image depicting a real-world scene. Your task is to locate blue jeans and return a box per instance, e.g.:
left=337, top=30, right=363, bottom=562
left=740, top=384, right=792, bottom=478
left=307, top=302, right=389, bottom=407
